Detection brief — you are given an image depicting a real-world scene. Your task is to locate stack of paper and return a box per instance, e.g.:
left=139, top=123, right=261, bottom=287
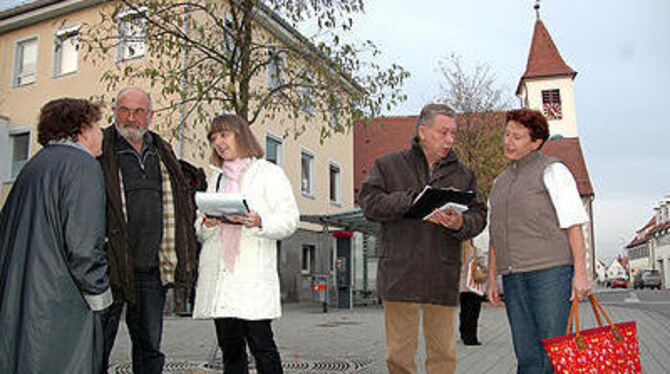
left=195, top=192, right=249, bottom=218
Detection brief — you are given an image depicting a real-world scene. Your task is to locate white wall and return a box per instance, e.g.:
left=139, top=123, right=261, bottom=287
left=655, top=243, right=670, bottom=289
left=519, top=76, right=578, bottom=137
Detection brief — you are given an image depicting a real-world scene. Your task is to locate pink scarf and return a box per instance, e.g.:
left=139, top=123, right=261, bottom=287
left=219, top=158, right=249, bottom=271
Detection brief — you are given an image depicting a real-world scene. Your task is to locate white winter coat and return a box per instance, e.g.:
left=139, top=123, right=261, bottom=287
left=192, top=158, right=299, bottom=320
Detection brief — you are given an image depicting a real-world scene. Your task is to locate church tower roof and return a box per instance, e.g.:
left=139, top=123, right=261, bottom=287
left=517, top=18, right=577, bottom=94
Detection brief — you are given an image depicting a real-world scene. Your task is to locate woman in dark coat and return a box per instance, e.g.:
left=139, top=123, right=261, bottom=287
left=0, top=98, right=112, bottom=373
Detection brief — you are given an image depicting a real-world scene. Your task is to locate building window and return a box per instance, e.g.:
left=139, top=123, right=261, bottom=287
left=53, top=25, right=80, bottom=77
left=301, top=245, right=316, bottom=274
left=10, top=131, right=30, bottom=180
left=329, top=162, right=341, bottom=205
left=300, top=149, right=315, bottom=197
left=265, top=133, right=283, bottom=167
left=542, top=89, right=562, bottom=120
left=266, top=46, right=285, bottom=91
left=13, top=36, right=38, bottom=87
left=117, top=8, right=147, bottom=61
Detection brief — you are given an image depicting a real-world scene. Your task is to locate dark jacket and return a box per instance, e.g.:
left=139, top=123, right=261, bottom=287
left=99, top=126, right=197, bottom=305
left=359, top=139, right=487, bottom=306
left=0, top=144, right=110, bottom=373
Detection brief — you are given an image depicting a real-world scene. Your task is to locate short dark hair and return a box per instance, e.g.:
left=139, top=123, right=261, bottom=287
left=505, top=108, right=549, bottom=144
left=207, top=114, right=264, bottom=165
left=37, top=98, right=102, bottom=146
left=415, top=103, right=455, bottom=135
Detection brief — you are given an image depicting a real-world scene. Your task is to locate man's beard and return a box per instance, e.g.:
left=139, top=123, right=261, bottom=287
left=116, top=122, right=147, bottom=141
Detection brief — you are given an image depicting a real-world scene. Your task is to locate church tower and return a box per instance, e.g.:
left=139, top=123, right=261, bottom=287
left=517, top=1, right=579, bottom=137
left=519, top=1, right=597, bottom=280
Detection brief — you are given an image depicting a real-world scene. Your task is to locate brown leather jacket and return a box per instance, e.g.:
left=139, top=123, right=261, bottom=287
left=99, top=126, right=197, bottom=305
left=359, top=139, right=487, bottom=306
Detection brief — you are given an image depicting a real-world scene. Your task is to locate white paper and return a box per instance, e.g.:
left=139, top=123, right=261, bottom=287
left=423, top=202, right=469, bottom=222
left=195, top=192, right=249, bottom=217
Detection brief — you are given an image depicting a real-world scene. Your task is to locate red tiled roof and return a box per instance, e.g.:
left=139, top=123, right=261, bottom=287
left=353, top=116, right=418, bottom=201
left=541, top=137, right=593, bottom=196
left=641, top=216, right=657, bottom=231
left=517, top=20, right=577, bottom=94
left=625, top=216, right=657, bottom=248
left=354, top=115, right=595, bottom=203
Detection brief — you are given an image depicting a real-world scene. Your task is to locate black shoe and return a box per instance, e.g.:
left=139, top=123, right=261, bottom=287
left=462, top=339, right=482, bottom=346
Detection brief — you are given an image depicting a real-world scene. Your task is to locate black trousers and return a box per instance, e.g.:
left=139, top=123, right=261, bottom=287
left=214, top=318, right=283, bottom=374
left=459, top=292, right=483, bottom=342
left=101, top=270, right=166, bottom=374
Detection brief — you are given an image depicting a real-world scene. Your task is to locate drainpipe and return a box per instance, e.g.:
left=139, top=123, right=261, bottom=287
left=177, top=3, right=190, bottom=159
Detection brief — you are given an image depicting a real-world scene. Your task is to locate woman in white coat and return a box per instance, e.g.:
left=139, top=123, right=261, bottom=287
left=193, top=114, right=299, bottom=374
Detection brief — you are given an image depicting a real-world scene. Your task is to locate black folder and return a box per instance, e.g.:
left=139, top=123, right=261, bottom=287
left=404, top=186, right=475, bottom=219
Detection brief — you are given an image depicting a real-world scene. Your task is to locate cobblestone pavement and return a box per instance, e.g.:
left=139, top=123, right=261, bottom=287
left=109, top=298, right=670, bottom=373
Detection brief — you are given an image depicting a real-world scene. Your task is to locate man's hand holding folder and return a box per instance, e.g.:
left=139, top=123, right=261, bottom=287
left=405, top=186, right=474, bottom=218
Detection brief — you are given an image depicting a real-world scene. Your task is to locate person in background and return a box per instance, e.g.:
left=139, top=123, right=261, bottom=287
left=193, top=114, right=299, bottom=374
left=359, top=103, right=487, bottom=374
left=458, top=240, right=487, bottom=346
left=0, top=98, right=112, bottom=373
left=179, top=159, right=208, bottom=315
left=98, top=86, right=198, bottom=373
left=180, top=159, right=208, bottom=196
left=487, top=108, right=592, bottom=374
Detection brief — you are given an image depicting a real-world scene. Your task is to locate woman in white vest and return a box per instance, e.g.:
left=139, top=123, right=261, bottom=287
left=193, top=114, right=299, bottom=374
left=486, top=108, right=592, bottom=374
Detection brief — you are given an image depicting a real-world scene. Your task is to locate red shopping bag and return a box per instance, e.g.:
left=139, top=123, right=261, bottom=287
left=541, top=294, right=641, bottom=374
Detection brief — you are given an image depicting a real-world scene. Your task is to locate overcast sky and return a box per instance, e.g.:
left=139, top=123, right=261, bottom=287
left=345, top=0, right=670, bottom=263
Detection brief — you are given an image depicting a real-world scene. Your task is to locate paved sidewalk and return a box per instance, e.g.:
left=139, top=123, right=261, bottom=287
left=109, top=296, right=670, bottom=373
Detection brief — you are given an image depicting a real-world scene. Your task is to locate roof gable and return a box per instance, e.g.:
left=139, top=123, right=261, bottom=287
left=541, top=137, right=593, bottom=196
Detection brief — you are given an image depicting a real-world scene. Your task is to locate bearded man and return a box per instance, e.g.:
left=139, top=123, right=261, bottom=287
left=98, top=86, right=197, bottom=373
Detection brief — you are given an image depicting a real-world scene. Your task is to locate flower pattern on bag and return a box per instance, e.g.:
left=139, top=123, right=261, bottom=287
left=542, top=322, right=641, bottom=374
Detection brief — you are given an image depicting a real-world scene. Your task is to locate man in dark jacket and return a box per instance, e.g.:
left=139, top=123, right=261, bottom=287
left=359, top=103, right=487, bottom=374
left=98, top=86, right=197, bottom=373
left=0, top=98, right=112, bottom=373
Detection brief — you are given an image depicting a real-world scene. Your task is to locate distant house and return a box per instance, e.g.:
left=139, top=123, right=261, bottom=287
left=626, top=216, right=655, bottom=279
left=606, top=257, right=629, bottom=281
left=625, top=198, right=670, bottom=289
left=595, top=259, right=607, bottom=284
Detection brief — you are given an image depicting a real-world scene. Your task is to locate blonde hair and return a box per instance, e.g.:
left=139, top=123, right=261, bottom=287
left=207, top=114, right=264, bottom=166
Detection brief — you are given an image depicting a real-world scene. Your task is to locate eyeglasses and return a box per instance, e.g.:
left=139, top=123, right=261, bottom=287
left=117, top=106, right=150, bottom=118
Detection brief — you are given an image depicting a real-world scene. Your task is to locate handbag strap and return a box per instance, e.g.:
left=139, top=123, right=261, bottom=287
left=589, top=295, right=623, bottom=341
left=589, top=295, right=604, bottom=327
left=566, top=294, right=624, bottom=350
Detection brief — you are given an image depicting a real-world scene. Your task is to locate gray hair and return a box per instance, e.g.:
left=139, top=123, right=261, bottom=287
left=115, top=86, right=153, bottom=112
left=415, top=103, right=455, bottom=134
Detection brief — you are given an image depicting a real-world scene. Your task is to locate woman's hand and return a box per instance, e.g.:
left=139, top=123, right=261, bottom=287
left=203, top=216, right=223, bottom=228
left=228, top=210, right=263, bottom=229
left=487, top=275, right=502, bottom=306
left=571, top=271, right=592, bottom=301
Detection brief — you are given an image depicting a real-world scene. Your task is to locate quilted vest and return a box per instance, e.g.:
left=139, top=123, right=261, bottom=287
left=489, top=151, right=573, bottom=275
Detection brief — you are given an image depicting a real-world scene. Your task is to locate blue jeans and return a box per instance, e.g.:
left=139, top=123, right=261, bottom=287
left=503, top=265, right=573, bottom=374
left=101, top=270, right=166, bottom=374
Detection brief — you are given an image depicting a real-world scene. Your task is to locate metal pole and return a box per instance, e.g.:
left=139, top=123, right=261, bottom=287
left=177, top=3, right=190, bottom=159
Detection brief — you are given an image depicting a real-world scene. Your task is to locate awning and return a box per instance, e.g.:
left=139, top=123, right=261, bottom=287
left=301, top=208, right=379, bottom=236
